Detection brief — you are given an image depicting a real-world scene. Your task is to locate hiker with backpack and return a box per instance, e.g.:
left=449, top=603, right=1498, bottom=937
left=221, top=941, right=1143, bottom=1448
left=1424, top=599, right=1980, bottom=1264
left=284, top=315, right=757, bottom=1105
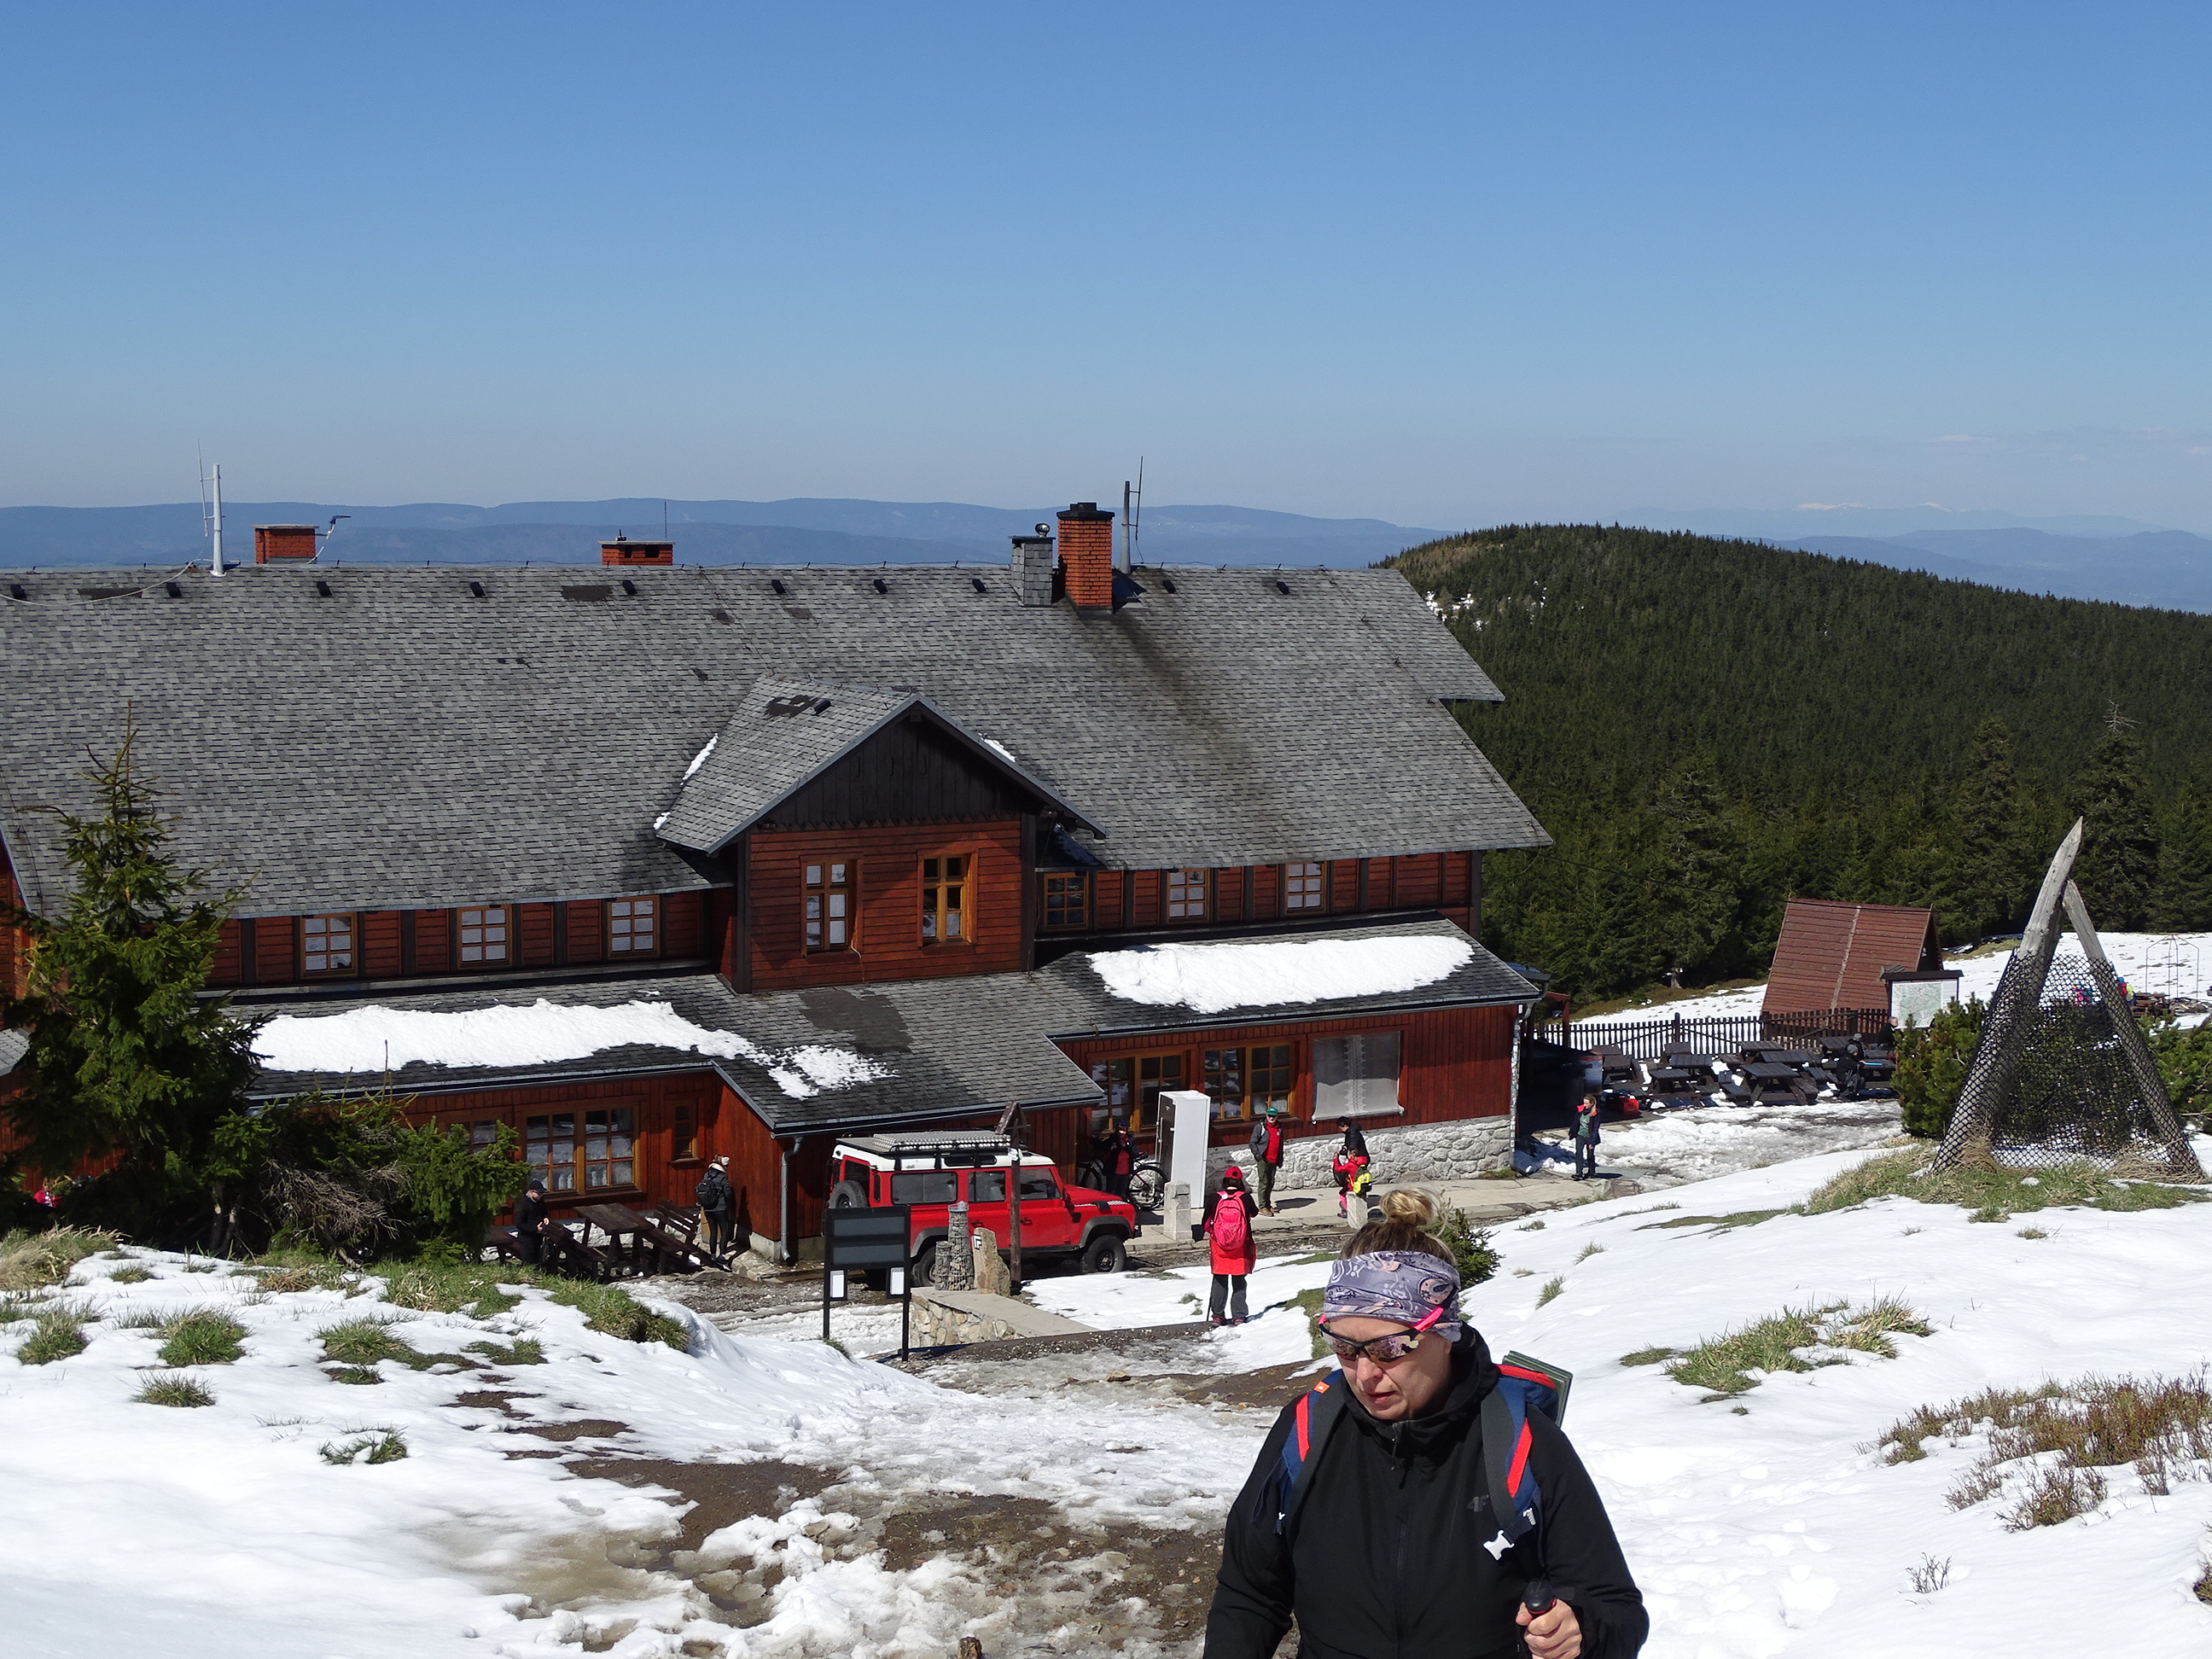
left=1246, top=1108, right=1286, bottom=1215
left=696, top=1157, right=735, bottom=1265
left=1331, top=1117, right=1372, bottom=1223
left=1204, top=1189, right=1647, bottom=1659
left=1199, top=1165, right=1260, bottom=1324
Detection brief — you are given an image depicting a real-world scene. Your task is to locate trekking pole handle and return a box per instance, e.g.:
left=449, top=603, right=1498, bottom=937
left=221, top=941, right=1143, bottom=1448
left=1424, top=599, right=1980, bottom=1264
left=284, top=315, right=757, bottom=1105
left=1522, top=1579, right=1556, bottom=1615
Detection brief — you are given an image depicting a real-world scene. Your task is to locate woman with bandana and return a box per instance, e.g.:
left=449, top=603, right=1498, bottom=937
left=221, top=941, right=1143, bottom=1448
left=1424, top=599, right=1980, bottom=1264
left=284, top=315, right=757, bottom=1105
left=1204, top=1190, right=1647, bottom=1659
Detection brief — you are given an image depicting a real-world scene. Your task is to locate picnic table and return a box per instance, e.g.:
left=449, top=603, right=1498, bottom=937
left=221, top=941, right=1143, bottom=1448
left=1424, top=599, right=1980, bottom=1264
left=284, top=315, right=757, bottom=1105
left=572, top=1201, right=715, bottom=1278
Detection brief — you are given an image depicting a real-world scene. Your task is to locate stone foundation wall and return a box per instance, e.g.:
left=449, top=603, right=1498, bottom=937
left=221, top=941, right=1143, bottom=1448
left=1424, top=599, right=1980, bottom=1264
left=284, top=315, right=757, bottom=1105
left=1207, top=1115, right=1515, bottom=1190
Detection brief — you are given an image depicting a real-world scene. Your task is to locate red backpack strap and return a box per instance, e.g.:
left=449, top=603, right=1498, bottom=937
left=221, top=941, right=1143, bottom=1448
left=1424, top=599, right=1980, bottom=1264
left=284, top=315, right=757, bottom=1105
left=1272, top=1371, right=1348, bottom=1534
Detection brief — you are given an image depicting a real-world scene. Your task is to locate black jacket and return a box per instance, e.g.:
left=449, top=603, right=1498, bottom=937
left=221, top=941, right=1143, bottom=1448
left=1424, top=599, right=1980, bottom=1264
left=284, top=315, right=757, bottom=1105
left=1205, top=1332, right=1647, bottom=1659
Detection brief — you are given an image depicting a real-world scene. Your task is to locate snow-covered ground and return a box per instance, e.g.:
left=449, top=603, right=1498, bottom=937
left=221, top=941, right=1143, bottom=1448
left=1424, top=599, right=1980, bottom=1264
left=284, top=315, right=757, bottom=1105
left=1598, top=929, right=2212, bottom=1027
left=16, top=1126, right=2212, bottom=1656
left=1525, top=1098, right=1907, bottom=1186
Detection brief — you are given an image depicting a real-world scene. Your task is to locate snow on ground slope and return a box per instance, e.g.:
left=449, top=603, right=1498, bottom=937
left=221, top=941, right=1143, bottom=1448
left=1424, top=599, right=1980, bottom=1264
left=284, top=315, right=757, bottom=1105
left=1477, top=1144, right=2212, bottom=1656
left=0, top=1249, right=1263, bottom=1658
left=1522, top=1097, right=1906, bottom=1185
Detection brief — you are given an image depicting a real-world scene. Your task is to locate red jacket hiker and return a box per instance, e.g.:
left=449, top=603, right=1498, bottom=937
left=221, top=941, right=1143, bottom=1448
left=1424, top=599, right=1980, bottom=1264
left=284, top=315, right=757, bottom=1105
left=1205, top=1172, right=1259, bottom=1275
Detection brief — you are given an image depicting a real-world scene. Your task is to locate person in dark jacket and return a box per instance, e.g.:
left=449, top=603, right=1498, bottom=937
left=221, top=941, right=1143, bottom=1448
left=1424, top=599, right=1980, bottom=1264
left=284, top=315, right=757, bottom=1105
left=1573, top=1091, right=1603, bottom=1181
left=696, top=1157, right=735, bottom=1263
left=1247, top=1109, right=1286, bottom=1215
left=1205, top=1190, right=1647, bottom=1659
left=514, top=1174, right=550, bottom=1266
left=1098, top=1117, right=1138, bottom=1200
left=1199, top=1166, right=1260, bottom=1324
left=1332, top=1117, right=1373, bottom=1222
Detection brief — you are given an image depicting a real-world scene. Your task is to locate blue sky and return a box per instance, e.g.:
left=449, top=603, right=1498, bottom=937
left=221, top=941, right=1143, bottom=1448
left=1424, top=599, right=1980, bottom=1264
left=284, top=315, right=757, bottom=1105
left=4, top=3, right=2208, bottom=528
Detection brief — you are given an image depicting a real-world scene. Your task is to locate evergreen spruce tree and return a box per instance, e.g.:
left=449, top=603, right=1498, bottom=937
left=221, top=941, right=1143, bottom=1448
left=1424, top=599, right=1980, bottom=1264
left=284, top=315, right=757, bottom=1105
left=1649, top=760, right=1743, bottom=981
left=2151, top=780, right=2212, bottom=931
left=1, top=718, right=256, bottom=1224
left=1946, top=719, right=2030, bottom=940
left=2072, top=712, right=2161, bottom=929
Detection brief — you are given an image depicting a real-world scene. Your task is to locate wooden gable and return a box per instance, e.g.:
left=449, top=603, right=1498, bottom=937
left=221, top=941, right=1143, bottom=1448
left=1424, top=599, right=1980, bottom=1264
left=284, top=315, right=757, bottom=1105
left=757, top=711, right=1045, bottom=830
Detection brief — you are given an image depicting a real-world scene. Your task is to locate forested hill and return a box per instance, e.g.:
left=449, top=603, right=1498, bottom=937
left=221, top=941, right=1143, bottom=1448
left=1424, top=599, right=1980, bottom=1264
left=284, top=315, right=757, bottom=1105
left=1388, top=525, right=2212, bottom=998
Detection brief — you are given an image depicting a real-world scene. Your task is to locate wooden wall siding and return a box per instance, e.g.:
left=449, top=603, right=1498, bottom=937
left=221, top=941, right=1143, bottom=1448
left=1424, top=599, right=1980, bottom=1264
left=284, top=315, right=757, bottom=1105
left=255, top=917, right=297, bottom=983
left=1054, top=1001, right=1516, bottom=1152
left=1131, top=869, right=1163, bottom=929
left=210, top=920, right=243, bottom=987
left=1094, top=870, right=1126, bottom=930
left=362, top=911, right=405, bottom=978
left=1248, top=863, right=1282, bottom=922
left=763, top=713, right=1037, bottom=829
left=519, top=902, right=557, bottom=966
left=663, top=889, right=704, bottom=958
left=401, top=1070, right=727, bottom=1225
left=564, top=900, right=604, bottom=963
left=1443, top=852, right=1472, bottom=908
left=748, top=819, right=1026, bottom=991
left=413, top=908, right=453, bottom=973
left=1329, top=859, right=1360, bottom=911
left=1394, top=853, right=1442, bottom=908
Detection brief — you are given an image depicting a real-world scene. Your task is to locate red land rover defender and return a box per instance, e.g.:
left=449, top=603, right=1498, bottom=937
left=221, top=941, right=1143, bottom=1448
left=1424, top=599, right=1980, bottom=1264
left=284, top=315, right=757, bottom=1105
left=827, top=1131, right=1138, bottom=1283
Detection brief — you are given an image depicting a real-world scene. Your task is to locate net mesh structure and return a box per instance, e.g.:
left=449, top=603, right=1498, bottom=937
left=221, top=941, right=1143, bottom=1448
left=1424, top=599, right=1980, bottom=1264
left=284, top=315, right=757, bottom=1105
left=1938, top=951, right=2204, bottom=1180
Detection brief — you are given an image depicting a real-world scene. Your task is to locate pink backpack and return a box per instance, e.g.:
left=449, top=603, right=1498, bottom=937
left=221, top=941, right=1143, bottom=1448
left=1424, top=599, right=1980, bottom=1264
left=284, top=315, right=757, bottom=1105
left=1213, top=1190, right=1250, bottom=1254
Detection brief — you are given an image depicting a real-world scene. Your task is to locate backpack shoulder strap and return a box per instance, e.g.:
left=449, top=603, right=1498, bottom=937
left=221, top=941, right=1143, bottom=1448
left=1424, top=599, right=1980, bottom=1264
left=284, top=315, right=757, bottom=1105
left=1477, top=1383, right=1540, bottom=1557
left=1272, top=1370, right=1348, bottom=1534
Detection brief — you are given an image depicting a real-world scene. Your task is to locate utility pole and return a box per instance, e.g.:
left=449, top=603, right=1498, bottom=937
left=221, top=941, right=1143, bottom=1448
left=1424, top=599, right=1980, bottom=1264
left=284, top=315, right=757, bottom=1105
left=208, top=463, right=225, bottom=576
left=1121, top=480, right=1132, bottom=573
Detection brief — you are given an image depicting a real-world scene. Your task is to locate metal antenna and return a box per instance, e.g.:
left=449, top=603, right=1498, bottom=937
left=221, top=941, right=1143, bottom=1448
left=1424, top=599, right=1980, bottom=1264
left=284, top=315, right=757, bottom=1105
left=205, top=459, right=226, bottom=576
left=1133, top=456, right=1144, bottom=569
left=319, top=515, right=351, bottom=560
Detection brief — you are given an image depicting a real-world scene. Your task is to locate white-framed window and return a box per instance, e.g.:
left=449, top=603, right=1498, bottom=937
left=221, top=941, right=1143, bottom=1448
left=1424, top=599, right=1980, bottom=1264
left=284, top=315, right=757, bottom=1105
left=457, top=905, right=509, bottom=964
left=805, top=861, right=853, bottom=952
left=1284, top=862, right=1324, bottom=911
left=1312, top=1031, right=1403, bottom=1117
left=1166, top=868, right=1209, bottom=921
left=608, top=896, right=658, bottom=955
left=301, top=913, right=357, bottom=976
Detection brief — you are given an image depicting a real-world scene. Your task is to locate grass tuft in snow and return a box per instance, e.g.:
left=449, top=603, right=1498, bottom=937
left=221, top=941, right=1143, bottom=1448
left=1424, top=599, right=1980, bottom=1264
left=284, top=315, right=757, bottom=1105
left=466, top=1336, right=546, bottom=1367
left=321, top=1432, right=408, bottom=1465
left=318, top=1316, right=427, bottom=1371
left=107, top=1265, right=153, bottom=1284
left=1665, top=1299, right=1930, bottom=1398
left=1885, top=1370, right=2212, bottom=1526
left=2197, top=1557, right=2212, bottom=1606
left=379, top=1260, right=523, bottom=1317
left=0, top=1227, right=116, bottom=1290
left=1804, top=1146, right=2207, bottom=1222
left=1522, top=1220, right=1545, bottom=1231
left=1575, top=1243, right=1604, bottom=1263
left=2017, top=1226, right=2049, bottom=1239
left=157, top=1309, right=247, bottom=1366
left=543, top=1280, right=689, bottom=1351
left=1638, top=1208, right=1790, bottom=1233
left=1620, top=1346, right=1677, bottom=1367
left=1536, top=1277, right=1565, bottom=1307
left=136, top=1373, right=216, bottom=1408
left=15, top=1303, right=93, bottom=1365
left=1906, top=1554, right=1953, bottom=1594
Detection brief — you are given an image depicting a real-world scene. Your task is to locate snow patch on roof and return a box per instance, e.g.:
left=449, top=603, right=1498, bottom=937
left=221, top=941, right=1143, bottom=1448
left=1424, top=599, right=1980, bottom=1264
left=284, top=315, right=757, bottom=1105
left=683, top=735, right=719, bottom=779
left=1088, top=934, right=1476, bottom=1016
left=252, top=998, right=885, bottom=1100
left=982, top=737, right=1016, bottom=763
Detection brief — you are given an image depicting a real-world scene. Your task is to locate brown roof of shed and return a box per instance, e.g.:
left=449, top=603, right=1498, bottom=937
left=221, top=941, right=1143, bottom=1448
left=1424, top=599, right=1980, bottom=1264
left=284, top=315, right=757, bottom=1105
left=1762, top=898, right=1943, bottom=1014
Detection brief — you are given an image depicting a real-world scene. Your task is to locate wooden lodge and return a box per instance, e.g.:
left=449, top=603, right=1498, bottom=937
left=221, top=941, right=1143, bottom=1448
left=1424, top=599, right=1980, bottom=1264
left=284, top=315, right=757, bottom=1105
left=0, top=506, right=1551, bottom=1258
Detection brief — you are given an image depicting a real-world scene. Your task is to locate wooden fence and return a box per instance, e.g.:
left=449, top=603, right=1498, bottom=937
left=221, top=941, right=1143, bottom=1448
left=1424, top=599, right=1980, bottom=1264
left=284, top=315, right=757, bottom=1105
left=1529, top=1006, right=1895, bottom=1062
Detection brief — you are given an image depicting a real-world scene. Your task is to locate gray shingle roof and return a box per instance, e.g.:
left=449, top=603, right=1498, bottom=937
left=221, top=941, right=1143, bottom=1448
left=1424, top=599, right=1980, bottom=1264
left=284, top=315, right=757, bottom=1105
left=658, top=675, right=1098, bottom=853
left=1, top=562, right=1544, bottom=919
left=0, top=1029, right=26, bottom=1079
left=243, top=917, right=1537, bottom=1135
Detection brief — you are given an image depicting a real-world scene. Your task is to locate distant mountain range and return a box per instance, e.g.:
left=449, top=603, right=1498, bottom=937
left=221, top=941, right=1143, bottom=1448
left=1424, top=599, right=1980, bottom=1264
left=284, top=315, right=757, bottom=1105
left=6, top=496, right=2206, bottom=612
left=0, top=498, right=1442, bottom=572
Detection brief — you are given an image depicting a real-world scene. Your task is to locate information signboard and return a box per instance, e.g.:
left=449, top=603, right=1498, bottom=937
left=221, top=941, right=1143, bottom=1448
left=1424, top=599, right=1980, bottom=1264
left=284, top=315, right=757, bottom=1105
left=823, top=1205, right=915, bottom=1358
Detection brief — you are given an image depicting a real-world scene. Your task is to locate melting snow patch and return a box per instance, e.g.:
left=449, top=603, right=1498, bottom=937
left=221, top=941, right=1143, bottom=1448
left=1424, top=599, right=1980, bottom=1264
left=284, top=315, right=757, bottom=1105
left=1089, top=933, right=1474, bottom=1014
left=766, top=1044, right=892, bottom=1099
left=683, top=734, right=719, bottom=778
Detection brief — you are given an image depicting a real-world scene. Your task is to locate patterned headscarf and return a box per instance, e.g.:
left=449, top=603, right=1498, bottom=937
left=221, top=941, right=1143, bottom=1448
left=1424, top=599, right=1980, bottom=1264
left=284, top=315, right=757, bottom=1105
left=1319, top=1249, right=1464, bottom=1341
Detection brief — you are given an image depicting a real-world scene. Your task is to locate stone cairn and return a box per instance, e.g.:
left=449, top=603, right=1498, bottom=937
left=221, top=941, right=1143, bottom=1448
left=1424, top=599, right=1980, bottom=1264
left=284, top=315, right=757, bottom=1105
left=935, top=1200, right=975, bottom=1290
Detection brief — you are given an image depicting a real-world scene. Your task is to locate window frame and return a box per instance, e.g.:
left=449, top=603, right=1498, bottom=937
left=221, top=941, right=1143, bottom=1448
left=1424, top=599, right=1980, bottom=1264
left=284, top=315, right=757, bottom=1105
left=1165, top=867, right=1210, bottom=922
left=523, top=1102, right=641, bottom=1195
left=1041, top=871, right=1091, bottom=931
left=1204, top=1042, right=1295, bottom=1121
left=1311, top=1029, right=1404, bottom=1119
left=1283, top=862, right=1326, bottom=913
left=606, top=895, right=660, bottom=958
left=920, top=850, right=976, bottom=946
left=300, top=911, right=359, bottom=978
left=457, top=904, right=511, bottom=967
left=1091, top=1050, right=1187, bottom=1133
left=803, top=859, right=856, bottom=954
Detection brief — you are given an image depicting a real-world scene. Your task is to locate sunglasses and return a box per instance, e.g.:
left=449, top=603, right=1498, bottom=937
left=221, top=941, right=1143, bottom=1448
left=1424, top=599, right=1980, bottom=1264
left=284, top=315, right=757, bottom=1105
left=1318, top=1305, right=1444, bottom=1366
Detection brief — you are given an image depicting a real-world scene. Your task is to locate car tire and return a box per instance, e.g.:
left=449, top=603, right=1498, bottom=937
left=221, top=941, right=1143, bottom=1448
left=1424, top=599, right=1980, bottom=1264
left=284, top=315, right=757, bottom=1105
left=911, top=1240, right=941, bottom=1286
left=1080, top=1231, right=1128, bottom=1275
left=828, top=1180, right=868, bottom=1210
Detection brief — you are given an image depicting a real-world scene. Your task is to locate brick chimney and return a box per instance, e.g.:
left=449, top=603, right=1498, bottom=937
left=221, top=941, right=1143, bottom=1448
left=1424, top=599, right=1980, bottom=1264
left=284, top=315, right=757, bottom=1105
left=1010, top=525, right=1058, bottom=607
left=253, top=524, right=318, bottom=563
left=1056, top=502, right=1115, bottom=616
left=601, top=537, right=674, bottom=567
